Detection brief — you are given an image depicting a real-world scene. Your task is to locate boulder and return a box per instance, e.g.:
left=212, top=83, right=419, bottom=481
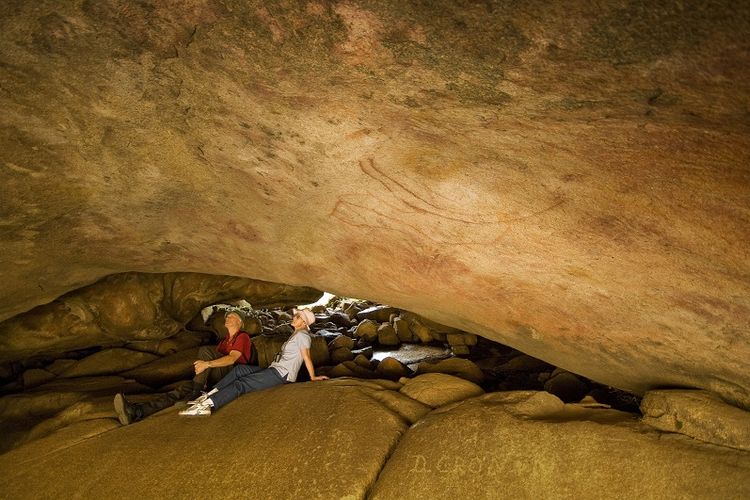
left=273, top=324, right=294, bottom=335
left=21, top=396, right=120, bottom=446
left=353, top=354, right=372, bottom=369
left=315, top=329, right=340, bottom=343
left=369, top=392, right=750, bottom=499
left=244, top=317, right=263, bottom=335
left=328, top=335, right=354, bottom=350
left=45, top=359, right=77, bottom=376
left=0, top=381, right=414, bottom=498
left=354, top=320, right=379, bottom=342
left=60, top=348, right=159, bottom=378
left=4, top=418, right=120, bottom=459
left=21, top=368, right=56, bottom=388
left=411, top=323, right=434, bottom=343
left=352, top=346, right=374, bottom=359
left=451, top=345, right=470, bottom=356
left=393, top=317, right=412, bottom=343
left=641, top=389, right=750, bottom=451
left=376, top=357, right=411, bottom=380
left=343, top=303, right=362, bottom=320
left=327, top=363, right=356, bottom=378
left=329, top=312, right=353, bottom=328
left=121, top=348, right=200, bottom=387
left=331, top=347, right=354, bottom=364
left=341, top=361, right=379, bottom=379
left=274, top=311, right=292, bottom=323
left=125, top=330, right=212, bottom=356
left=0, top=376, right=150, bottom=422
left=377, top=323, right=400, bottom=346
left=400, top=373, right=484, bottom=408
left=446, top=333, right=465, bottom=346
left=352, top=384, right=431, bottom=424
left=473, top=356, right=506, bottom=372
left=498, top=354, right=552, bottom=372
left=543, top=371, right=589, bottom=403
left=417, top=358, right=484, bottom=385
left=28, top=376, right=151, bottom=397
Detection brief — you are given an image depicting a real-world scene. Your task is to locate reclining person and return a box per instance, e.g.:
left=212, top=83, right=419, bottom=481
left=114, top=310, right=253, bottom=425
left=179, top=308, right=327, bottom=416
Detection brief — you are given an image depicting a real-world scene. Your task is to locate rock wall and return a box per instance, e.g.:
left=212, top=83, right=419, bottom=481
left=0, top=272, right=321, bottom=361
left=0, top=1, right=749, bottom=407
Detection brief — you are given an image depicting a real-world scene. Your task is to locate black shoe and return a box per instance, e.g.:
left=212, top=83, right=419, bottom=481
left=113, top=393, right=137, bottom=425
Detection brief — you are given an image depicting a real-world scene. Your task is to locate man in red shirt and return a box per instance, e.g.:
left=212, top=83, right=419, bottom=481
left=114, top=310, right=253, bottom=425
left=192, top=311, right=253, bottom=390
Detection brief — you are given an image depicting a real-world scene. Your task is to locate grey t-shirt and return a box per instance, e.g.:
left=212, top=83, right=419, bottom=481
left=269, top=329, right=312, bottom=382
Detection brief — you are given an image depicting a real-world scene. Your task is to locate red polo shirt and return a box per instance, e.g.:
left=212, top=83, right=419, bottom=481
left=217, top=331, right=252, bottom=365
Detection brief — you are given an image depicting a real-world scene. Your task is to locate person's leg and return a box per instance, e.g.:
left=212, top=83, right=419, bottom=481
left=192, top=346, right=223, bottom=390
left=210, top=368, right=285, bottom=410
left=137, top=393, right=177, bottom=419
left=207, top=363, right=234, bottom=386
left=114, top=392, right=176, bottom=424
left=213, top=364, right=265, bottom=392
left=236, top=367, right=286, bottom=394
left=164, top=380, right=199, bottom=402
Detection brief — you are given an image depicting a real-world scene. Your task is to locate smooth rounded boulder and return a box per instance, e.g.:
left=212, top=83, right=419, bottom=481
left=369, top=391, right=750, bottom=499
left=0, top=380, right=415, bottom=499
left=399, top=373, right=484, bottom=408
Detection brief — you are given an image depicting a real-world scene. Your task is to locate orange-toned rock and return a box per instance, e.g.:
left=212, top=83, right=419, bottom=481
left=0, top=0, right=747, bottom=410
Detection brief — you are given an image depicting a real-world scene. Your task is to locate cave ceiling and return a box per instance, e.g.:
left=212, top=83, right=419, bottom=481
left=0, top=1, right=748, bottom=406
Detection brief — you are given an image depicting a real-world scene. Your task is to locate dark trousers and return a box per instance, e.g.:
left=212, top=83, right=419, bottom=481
left=193, top=345, right=233, bottom=389
left=210, top=365, right=286, bottom=410
left=136, top=346, right=239, bottom=420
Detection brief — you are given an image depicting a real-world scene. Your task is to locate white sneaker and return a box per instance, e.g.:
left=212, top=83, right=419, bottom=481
left=179, top=403, right=211, bottom=416
left=187, top=392, right=209, bottom=405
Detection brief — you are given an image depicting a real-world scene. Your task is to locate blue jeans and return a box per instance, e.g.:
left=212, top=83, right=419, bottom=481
left=210, top=364, right=286, bottom=410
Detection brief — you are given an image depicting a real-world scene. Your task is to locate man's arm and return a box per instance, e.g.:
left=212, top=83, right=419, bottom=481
left=301, top=347, right=328, bottom=381
left=194, top=350, right=241, bottom=374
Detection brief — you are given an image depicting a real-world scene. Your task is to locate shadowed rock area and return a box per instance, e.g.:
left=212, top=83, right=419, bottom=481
left=0, top=272, right=322, bottom=361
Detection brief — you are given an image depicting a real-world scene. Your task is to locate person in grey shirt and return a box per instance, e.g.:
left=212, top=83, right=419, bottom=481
left=180, top=308, right=328, bottom=416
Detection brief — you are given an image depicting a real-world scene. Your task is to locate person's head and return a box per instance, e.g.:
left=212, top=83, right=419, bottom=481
left=224, top=311, right=244, bottom=333
left=291, top=308, right=315, bottom=330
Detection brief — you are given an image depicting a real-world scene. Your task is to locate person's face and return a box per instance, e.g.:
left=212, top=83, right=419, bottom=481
left=291, top=312, right=307, bottom=329
left=224, top=314, right=241, bottom=331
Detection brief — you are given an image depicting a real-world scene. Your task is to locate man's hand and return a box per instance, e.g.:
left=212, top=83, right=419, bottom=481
left=194, top=360, right=210, bottom=375
left=311, top=375, right=329, bottom=381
